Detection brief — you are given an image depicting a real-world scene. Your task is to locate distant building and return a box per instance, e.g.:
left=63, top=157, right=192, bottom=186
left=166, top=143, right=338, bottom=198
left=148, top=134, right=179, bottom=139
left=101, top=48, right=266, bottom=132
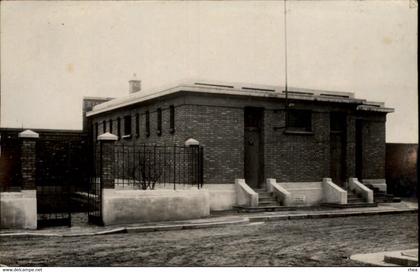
left=85, top=80, right=393, bottom=188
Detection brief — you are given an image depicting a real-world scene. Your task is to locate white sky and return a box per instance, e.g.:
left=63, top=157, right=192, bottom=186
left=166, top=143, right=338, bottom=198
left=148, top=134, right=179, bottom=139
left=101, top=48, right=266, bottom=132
left=0, top=0, right=418, bottom=143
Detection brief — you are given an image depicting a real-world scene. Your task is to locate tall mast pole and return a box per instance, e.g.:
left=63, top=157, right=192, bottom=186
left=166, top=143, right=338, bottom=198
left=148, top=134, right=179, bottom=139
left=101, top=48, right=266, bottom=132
left=284, top=0, right=289, bottom=126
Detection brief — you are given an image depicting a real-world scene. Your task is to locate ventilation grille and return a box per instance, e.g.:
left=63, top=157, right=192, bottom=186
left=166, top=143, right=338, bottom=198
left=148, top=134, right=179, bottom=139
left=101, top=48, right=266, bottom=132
left=194, top=82, right=234, bottom=89
left=242, top=87, right=275, bottom=92
left=320, top=93, right=350, bottom=98
left=282, top=90, right=314, bottom=96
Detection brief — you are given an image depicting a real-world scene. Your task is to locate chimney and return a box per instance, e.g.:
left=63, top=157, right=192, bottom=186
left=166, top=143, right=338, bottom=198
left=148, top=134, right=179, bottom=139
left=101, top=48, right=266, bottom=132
left=129, top=74, right=141, bottom=94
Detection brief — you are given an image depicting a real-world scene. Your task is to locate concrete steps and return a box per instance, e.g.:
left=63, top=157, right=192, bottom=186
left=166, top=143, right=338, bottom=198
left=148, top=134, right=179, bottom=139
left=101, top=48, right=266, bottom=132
left=321, top=189, right=378, bottom=208
left=364, top=184, right=401, bottom=203
left=234, top=187, right=285, bottom=212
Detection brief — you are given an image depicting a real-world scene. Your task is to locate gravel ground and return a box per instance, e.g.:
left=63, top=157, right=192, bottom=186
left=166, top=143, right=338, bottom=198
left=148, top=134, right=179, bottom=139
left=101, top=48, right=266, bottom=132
left=0, top=213, right=417, bottom=267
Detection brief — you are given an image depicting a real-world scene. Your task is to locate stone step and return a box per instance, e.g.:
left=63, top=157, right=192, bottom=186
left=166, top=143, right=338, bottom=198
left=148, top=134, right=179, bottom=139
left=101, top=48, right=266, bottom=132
left=375, top=197, right=401, bottom=203
left=233, top=205, right=291, bottom=213
left=321, top=202, right=377, bottom=209
left=258, top=201, right=279, bottom=206
left=348, top=199, right=366, bottom=204
left=348, top=195, right=362, bottom=199
left=258, top=193, right=272, bottom=198
left=384, top=250, right=418, bottom=266
left=259, top=198, right=279, bottom=202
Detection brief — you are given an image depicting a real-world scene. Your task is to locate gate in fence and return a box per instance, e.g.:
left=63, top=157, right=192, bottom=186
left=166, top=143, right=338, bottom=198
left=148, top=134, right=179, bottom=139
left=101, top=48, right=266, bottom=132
left=36, top=139, right=89, bottom=228
left=0, top=135, right=21, bottom=191
left=88, top=143, right=204, bottom=225
left=88, top=145, right=102, bottom=225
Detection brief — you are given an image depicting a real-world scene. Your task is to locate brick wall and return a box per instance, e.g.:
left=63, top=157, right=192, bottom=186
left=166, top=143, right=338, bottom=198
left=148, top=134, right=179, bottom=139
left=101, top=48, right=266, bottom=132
left=179, top=104, right=244, bottom=183
left=386, top=143, right=417, bottom=197
left=0, top=128, right=88, bottom=191
left=88, top=93, right=389, bottom=185
left=91, top=98, right=244, bottom=184
left=360, top=117, right=386, bottom=179
left=264, top=109, right=330, bottom=182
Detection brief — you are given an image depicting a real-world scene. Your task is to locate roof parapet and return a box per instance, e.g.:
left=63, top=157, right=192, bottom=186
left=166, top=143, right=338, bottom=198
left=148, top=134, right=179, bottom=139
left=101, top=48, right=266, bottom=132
left=85, top=80, right=392, bottom=117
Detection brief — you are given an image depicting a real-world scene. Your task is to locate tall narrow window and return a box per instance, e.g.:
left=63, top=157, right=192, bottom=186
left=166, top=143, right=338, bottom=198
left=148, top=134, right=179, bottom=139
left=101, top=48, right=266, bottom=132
left=94, top=122, right=98, bottom=140
left=135, top=113, right=140, bottom=138
left=124, top=115, right=132, bottom=136
left=102, top=120, right=106, bottom=133
left=145, top=111, right=150, bottom=137
left=117, top=117, right=121, bottom=139
left=157, top=108, right=162, bottom=136
left=109, top=119, right=113, bottom=134
left=169, top=105, right=175, bottom=134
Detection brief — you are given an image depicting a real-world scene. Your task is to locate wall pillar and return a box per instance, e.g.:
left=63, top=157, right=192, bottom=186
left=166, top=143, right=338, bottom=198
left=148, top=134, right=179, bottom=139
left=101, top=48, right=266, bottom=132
left=98, top=132, right=118, bottom=189
left=18, top=129, right=39, bottom=190
left=0, top=130, right=39, bottom=229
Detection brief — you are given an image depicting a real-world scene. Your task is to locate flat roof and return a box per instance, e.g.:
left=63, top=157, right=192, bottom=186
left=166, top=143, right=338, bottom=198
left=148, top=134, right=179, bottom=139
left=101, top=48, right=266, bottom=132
left=86, top=81, right=394, bottom=117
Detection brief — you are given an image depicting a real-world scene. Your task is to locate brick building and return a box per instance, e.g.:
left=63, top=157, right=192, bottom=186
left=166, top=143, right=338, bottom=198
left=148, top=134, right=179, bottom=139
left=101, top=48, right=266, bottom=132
left=85, top=80, right=393, bottom=189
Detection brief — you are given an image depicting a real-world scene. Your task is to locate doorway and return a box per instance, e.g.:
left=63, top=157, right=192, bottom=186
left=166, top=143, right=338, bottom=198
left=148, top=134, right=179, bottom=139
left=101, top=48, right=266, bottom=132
left=330, top=112, right=347, bottom=187
left=355, top=119, right=363, bottom=180
left=244, top=107, right=264, bottom=188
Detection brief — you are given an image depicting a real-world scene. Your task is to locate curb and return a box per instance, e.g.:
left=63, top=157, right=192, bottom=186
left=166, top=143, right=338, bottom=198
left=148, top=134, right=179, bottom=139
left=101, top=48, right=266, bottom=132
left=126, top=217, right=249, bottom=233
left=0, top=218, right=250, bottom=238
left=0, top=208, right=416, bottom=238
left=248, top=208, right=418, bottom=222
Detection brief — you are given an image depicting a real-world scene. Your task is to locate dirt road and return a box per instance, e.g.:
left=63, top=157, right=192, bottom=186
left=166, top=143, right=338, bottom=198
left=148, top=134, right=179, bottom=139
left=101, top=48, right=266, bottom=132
left=0, top=213, right=417, bottom=266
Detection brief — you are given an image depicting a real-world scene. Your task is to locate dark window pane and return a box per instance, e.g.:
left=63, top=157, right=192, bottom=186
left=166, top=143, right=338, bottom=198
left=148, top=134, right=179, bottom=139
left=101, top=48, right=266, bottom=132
left=109, top=119, right=113, bottom=134
left=145, top=111, right=150, bottom=137
left=287, top=110, right=312, bottom=131
left=117, top=118, right=121, bottom=138
left=169, top=105, right=175, bottom=134
left=157, top=108, right=162, bottom=136
left=94, top=123, right=98, bottom=140
left=330, top=112, right=346, bottom=132
left=102, top=120, right=106, bottom=133
left=124, top=115, right=132, bottom=136
left=135, top=113, right=140, bottom=137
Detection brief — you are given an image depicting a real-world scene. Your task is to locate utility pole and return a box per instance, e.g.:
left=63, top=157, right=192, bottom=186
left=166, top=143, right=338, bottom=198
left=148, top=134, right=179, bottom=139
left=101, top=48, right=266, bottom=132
left=284, top=0, right=289, bottom=127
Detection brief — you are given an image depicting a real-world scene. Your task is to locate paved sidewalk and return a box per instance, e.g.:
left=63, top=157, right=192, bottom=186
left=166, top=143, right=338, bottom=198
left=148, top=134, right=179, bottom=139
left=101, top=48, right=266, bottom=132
left=351, top=248, right=418, bottom=266
left=0, top=201, right=417, bottom=237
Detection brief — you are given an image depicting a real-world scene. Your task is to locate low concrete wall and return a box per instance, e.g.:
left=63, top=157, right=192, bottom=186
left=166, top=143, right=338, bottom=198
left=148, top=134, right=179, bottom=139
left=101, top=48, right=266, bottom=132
left=114, top=180, right=236, bottom=211
left=0, top=190, right=37, bottom=229
left=266, top=179, right=292, bottom=206
left=278, top=182, right=323, bottom=206
left=362, top=179, right=387, bottom=193
left=203, top=184, right=236, bottom=211
left=235, top=179, right=258, bottom=207
left=349, top=178, right=374, bottom=203
left=102, top=188, right=210, bottom=225
left=322, top=178, right=347, bottom=204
